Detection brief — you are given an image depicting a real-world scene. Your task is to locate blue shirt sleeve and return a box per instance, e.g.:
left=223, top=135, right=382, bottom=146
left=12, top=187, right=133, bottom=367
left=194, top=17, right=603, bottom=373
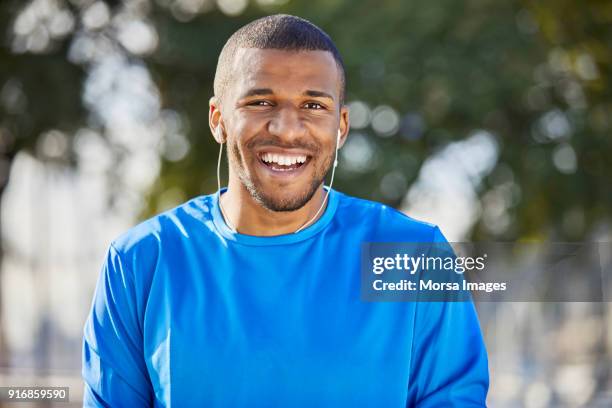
left=82, top=243, right=154, bottom=407
left=406, top=227, right=489, bottom=407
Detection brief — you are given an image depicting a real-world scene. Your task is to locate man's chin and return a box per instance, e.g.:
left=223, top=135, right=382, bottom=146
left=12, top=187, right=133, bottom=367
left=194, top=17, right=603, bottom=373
left=251, top=185, right=321, bottom=212
left=256, top=193, right=313, bottom=212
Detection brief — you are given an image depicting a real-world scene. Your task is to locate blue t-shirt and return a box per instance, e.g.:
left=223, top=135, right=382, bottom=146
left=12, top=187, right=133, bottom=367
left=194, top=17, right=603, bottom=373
left=82, top=188, right=488, bottom=407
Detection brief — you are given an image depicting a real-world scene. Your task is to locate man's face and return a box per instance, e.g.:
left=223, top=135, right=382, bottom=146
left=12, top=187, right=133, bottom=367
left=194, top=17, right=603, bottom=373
left=214, top=48, right=348, bottom=212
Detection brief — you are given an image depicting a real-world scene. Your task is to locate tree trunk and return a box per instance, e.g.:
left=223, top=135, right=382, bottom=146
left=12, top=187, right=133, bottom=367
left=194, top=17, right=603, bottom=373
left=0, top=152, right=16, bottom=369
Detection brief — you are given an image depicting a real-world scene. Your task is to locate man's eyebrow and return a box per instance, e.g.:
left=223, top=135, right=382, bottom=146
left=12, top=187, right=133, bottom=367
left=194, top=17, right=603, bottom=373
left=239, top=88, right=335, bottom=101
left=303, top=90, right=334, bottom=101
left=240, top=88, right=274, bottom=98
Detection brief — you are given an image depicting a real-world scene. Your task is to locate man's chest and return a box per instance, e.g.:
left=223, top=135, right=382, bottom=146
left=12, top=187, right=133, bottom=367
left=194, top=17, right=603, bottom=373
left=140, top=242, right=417, bottom=407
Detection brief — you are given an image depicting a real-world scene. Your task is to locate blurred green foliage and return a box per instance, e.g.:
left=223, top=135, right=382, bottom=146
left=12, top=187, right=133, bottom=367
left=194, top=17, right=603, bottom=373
left=1, top=0, right=611, bottom=241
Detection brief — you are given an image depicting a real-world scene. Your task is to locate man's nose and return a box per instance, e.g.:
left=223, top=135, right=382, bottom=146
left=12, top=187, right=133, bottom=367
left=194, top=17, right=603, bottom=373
left=267, top=105, right=306, bottom=141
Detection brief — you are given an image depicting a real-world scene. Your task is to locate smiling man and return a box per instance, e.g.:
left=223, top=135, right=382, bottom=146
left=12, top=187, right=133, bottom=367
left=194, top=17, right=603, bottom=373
left=213, top=45, right=345, bottom=234
left=82, top=14, right=489, bottom=407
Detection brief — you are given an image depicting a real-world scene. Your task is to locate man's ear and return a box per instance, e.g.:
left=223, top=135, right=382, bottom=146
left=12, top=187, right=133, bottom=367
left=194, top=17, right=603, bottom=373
left=338, top=104, right=350, bottom=149
left=209, top=96, right=224, bottom=144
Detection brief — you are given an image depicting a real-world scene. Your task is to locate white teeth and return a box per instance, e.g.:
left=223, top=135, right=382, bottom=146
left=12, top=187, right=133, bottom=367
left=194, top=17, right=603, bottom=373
left=260, top=152, right=308, bottom=165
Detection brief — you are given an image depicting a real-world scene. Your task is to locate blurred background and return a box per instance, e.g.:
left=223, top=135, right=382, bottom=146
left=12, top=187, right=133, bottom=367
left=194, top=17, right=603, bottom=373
left=1, top=0, right=611, bottom=406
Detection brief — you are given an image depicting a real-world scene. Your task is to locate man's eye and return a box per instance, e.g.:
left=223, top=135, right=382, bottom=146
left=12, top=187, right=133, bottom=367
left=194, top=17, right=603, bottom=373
left=249, top=101, right=272, bottom=106
left=304, top=102, right=324, bottom=110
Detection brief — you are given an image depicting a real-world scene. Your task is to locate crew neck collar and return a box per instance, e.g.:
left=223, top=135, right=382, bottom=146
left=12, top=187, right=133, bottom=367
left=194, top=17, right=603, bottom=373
left=211, top=186, right=339, bottom=246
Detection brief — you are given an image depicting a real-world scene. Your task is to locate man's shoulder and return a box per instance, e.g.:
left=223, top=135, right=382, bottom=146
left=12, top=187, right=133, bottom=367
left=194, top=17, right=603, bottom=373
left=110, top=193, right=215, bottom=256
left=335, top=191, right=443, bottom=243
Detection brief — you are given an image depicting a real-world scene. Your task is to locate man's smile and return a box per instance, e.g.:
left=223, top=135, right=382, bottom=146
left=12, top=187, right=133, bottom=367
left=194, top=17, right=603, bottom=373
left=255, top=148, right=314, bottom=177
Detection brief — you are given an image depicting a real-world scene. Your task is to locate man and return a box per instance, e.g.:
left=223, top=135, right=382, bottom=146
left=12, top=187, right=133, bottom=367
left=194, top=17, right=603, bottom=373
left=82, top=14, right=488, bottom=407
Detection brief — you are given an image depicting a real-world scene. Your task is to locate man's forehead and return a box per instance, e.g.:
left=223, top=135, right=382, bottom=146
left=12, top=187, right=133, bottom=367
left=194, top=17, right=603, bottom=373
left=229, top=48, right=340, bottom=98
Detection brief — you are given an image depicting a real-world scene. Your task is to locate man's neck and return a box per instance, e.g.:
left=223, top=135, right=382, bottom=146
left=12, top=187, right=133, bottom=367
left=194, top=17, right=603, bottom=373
left=219, top=179, right=327, bottom=236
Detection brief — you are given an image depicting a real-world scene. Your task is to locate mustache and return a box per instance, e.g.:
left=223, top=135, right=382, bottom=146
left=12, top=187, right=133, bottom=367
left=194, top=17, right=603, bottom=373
left=245, top=136, right=320, bottom=154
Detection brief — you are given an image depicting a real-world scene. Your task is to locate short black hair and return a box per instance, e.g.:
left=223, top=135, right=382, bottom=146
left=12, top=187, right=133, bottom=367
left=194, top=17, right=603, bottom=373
left=214, top=14, right=346, bottom=105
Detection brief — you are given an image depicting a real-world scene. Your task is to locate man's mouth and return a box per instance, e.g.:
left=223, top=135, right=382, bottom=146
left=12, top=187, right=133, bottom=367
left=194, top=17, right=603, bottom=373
left=257, top=151, right=311, bottom=172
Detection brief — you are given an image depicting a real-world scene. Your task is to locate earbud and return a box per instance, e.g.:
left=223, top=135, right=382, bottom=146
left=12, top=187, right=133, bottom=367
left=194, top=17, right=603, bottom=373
left=334, top=129, right=341, bottom=168
left=215, top=126, right=224, bottom=143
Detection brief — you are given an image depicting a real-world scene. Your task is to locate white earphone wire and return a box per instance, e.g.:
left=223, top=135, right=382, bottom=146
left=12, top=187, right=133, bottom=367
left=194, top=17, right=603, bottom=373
left=294, top=130, right=341, bottom=233
left=216, top=128, right=237, bottom=232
